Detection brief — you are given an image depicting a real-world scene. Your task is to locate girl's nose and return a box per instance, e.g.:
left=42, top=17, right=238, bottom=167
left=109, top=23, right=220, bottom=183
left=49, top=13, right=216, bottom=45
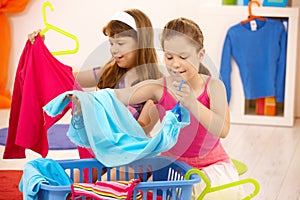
left=110, top=45, right=118, bottom=55
left=172, top=57, right=181, bottom=69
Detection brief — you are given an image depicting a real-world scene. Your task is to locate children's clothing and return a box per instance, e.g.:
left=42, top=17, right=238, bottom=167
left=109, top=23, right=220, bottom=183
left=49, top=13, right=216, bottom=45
left=220, top=18, right=287, bottom=103
left=79, top=68, right=144, bottom=159
left=192, top=162, right=244, bottom=200
left=19, top=158, right=72, bottom=200
left=4, top=34, right=90, bottom=193
left=71, top=179, right=141, bottom=200
left=116, top=77, right=145, bottom=119
left=43, top=89, right=190, bottom=167
left=156, top=77, right=242, bottom=199
left=158, top=77, right=230, bottom=167
left=3, top=34, right=80, bottom=159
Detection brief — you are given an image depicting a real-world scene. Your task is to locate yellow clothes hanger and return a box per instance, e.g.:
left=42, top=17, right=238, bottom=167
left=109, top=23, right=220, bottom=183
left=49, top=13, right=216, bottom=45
left=40, top=1, right=79, bottom=56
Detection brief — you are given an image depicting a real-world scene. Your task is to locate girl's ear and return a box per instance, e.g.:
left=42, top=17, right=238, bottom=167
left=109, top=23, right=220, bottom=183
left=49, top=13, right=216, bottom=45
left=197, top=48, right=205, bottom=61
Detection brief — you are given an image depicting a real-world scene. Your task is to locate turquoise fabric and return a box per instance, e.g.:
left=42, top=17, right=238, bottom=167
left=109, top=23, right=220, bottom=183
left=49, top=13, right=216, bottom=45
left=19, top=158, right=72, bottom=200
left=43, top=89, right=190, bottom=167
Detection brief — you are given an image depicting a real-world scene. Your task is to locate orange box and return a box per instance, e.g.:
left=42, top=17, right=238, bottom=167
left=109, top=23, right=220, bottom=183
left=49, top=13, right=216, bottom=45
left=255, top=97, right=276, bottom=116
left=264, top=96, right=276, bottom=116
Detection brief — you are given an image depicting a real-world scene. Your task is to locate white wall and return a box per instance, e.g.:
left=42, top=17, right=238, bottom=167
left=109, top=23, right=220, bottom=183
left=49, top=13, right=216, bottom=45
left=7, top=0, right=300, bottom=118
left=7, top=0, right=226, bottom=89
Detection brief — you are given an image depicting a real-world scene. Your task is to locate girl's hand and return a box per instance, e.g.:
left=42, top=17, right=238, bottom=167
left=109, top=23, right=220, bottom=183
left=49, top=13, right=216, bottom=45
left=64, top=94, right=82, bottom=115
left=28, top=29, right=45, bottom=44
left=173, top=80, right=196, bottom=108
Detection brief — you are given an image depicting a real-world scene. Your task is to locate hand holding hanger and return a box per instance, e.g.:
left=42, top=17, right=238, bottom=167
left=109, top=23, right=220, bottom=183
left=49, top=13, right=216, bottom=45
left=28, top=29, right=45, bottom=44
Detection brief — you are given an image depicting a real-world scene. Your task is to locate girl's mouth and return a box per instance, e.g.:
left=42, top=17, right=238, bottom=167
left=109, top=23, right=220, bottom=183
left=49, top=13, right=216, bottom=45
left=114, top=56, right=123, bottom=62
left=171, top=70, right=185, bottom=76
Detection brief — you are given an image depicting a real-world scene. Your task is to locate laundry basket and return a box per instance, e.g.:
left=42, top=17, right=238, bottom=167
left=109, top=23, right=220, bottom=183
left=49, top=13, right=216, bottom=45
left=37, top=156, right=200, bottom=200
left=38, top=156, right=200, bottom=200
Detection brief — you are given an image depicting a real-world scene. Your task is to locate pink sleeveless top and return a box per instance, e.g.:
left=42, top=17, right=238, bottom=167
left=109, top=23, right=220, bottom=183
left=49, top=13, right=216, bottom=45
left=157, top=77, right=230, bottom=169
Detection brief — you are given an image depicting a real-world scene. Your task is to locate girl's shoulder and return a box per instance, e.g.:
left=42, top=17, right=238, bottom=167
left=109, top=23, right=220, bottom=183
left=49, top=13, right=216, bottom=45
left=206, top=76, right=225, bottom=88
left=197, top=74, right=223, bottom=86
left=139, top=77, right=164, bottom=85
left=136, top=78, right=164, bottom=102
left=133, top=78, right=164, bottom=90
left=205, top=75, right=227, bottom=97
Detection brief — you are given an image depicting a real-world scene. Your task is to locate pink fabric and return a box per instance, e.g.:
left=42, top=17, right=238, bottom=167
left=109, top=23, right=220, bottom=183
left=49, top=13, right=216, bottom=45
left=161, top=142, right=230, bottom=169
left=3, top=34, right=81, bottom=159
left=71, top=179, right=141, bottom=200
left=157, top=77, right=230, bottom=168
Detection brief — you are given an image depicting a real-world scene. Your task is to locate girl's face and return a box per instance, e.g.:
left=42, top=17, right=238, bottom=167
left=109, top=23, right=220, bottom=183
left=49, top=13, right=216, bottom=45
left=109, top=36, right=138, bottom=69
left=163, top=35, right=204, bottom=82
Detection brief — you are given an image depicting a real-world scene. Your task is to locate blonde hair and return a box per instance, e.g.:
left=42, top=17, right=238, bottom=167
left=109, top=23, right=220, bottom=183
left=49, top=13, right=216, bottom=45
left=161, top=17, right=211, bottom=76
left=97, top=9, right=162, bottom=89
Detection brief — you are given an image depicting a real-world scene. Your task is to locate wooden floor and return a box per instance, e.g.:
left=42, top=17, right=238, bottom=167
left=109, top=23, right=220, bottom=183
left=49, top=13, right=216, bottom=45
left=0, top=108, right=300, bottom=200
left=222, top=119, right=300, bottom=200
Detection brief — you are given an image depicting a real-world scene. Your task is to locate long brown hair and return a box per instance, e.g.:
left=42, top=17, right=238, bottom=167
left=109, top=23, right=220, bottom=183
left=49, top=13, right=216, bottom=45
left=161, top=17, right=211, bottom=76
left=97, top=9, right=162, bottom=89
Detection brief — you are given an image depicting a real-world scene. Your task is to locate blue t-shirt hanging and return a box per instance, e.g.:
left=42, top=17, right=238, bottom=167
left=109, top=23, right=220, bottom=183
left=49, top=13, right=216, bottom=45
left=220, top=18, right=287, bottom=103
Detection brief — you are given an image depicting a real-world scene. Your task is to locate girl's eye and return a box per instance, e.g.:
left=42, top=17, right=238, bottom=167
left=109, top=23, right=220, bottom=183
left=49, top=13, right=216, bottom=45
left=165, top=54, right=173, bottom=60
left=118, top=41, right=125, bottom=45
left=109, top=42, right=113, bottom=46
left=180, top=56, right=188, bottom=60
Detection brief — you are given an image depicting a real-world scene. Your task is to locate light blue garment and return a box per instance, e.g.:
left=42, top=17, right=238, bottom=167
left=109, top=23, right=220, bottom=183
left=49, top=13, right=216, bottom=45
left=19, top=158, right=72, bottom=200
left=43, top=89, right=190, bottom=167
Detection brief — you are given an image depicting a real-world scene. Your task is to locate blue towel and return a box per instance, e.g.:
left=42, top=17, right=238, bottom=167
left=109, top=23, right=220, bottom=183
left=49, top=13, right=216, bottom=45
left=19, top=158, right=72, bottom=200
left=43, top=89, right=190, bottom=167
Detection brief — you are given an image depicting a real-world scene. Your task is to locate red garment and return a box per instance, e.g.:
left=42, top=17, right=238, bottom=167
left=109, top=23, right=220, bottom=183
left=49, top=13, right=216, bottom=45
left=3, top=35, right=81, bottom=158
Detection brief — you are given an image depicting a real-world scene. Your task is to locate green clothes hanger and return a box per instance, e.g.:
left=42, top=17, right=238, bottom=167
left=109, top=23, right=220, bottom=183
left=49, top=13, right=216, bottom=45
left=40, top=1, right=79, bottom=56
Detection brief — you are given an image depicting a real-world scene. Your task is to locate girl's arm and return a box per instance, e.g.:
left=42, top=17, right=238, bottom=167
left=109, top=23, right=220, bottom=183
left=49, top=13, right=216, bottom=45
left=179, top=78, right=230, bottom=138
left=28, top=30, right=102, bottom=89
left=115, top=79, right=163, bottom=106
left=74, top=67, right=102, bottom=88
left=137, top=100, right=160, bottom=137
left=206, top=78, right=230, bottom=138
left=115, top=79, right=163, bottom=137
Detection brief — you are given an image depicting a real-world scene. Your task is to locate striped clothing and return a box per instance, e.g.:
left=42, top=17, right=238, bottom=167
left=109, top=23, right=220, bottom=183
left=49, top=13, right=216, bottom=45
left=71, top=179, right=141, bottom=200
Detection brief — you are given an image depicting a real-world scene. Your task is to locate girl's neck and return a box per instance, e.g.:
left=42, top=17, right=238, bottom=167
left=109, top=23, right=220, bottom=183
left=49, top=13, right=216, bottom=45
left=190, top=73, right=207, bottom=97
left=123, top=67, right=138, bottom=87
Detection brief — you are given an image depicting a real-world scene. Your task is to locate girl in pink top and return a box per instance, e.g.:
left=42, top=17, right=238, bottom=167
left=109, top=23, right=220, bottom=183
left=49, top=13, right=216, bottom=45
left=114, top=17, right=244, bottom=199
